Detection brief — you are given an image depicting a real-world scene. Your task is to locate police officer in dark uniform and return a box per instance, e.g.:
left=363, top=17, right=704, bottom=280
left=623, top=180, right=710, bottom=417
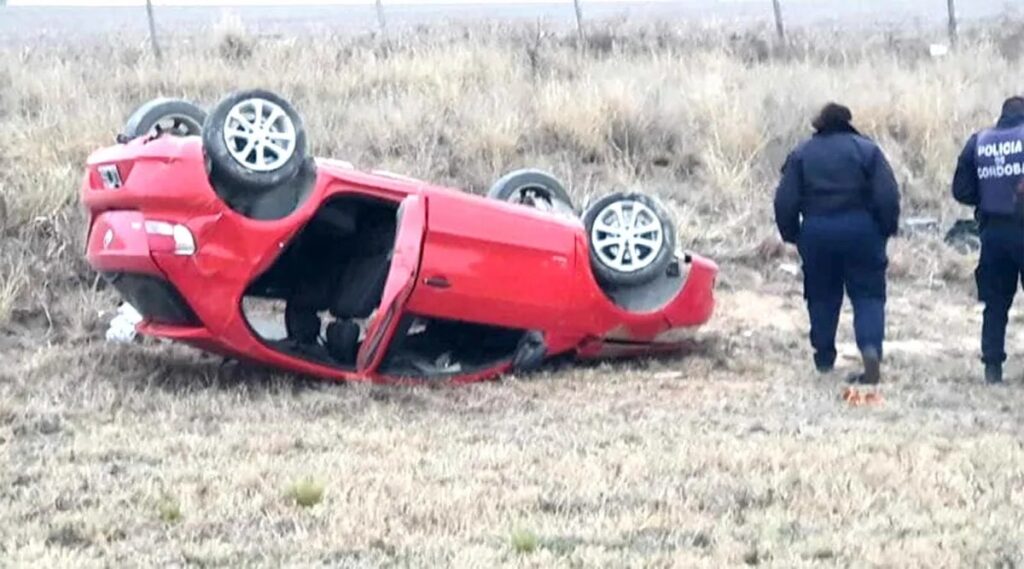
left=774, top=103, right=901, bottom=384
left=952, top=96, right=1024, bottom=384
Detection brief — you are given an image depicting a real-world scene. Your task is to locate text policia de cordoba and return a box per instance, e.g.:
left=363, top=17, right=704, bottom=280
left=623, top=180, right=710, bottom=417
left=978, top=138, right=1024, bottom=179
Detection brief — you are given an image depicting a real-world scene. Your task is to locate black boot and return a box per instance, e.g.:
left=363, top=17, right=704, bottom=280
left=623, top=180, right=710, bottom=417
left=985, top=364, right=1004, bottom=385
left=814, top=352, right=835, bottom=375
left=848, top=347, right=881, bottom=385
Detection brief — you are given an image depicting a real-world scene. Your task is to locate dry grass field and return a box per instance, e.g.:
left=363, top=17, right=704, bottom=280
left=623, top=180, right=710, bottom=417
left=3, top=15, right=1024, bottom=567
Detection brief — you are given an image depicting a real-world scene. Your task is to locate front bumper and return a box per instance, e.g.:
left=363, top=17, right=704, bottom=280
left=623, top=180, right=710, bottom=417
left=663, top=253, right=717, bottom=328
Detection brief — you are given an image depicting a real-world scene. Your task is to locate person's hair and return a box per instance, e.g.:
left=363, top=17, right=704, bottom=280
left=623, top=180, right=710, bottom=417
left=812, top=102, right=854, bottom=132
left=1002, top=96, right=1024, bottom=116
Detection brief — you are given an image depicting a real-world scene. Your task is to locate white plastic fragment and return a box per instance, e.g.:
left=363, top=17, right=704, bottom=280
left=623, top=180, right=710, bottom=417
left=105, top=302, right=143, bottom=343
left=651, top=371, right=685, bottom=381
left=778, top=263, right=801, bottom=277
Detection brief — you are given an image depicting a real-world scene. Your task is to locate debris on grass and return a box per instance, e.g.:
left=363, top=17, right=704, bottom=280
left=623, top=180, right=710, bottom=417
left=105, top=302, right=142, bottom=343
left=841, top=387, right=884, bottom=407
left=651, top=370, right=684, bottom=381
left=813, top=547, right=836, bottom=560
left=778, top=263, right=800, bottom=277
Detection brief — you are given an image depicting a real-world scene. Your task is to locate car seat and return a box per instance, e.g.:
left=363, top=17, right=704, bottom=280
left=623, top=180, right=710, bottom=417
left=325, top=319, right=360, bottom=364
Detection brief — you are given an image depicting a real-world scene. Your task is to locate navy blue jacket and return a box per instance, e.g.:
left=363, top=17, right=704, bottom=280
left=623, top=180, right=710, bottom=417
left=952, top=111, right=1024, bottom=218
left=774, top=127, right=901, bottom=244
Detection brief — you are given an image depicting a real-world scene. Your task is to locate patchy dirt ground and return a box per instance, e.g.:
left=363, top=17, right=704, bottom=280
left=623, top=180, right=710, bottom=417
left=4, top=271, right=1024, bottom=567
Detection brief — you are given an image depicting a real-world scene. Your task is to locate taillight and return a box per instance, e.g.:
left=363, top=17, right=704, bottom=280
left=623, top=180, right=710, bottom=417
left=144, top=220, right=196, bottom=256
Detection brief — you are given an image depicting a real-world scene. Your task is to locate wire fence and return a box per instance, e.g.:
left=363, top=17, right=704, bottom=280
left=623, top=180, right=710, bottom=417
left=0, top=1, right=995, bottom=53
left=143, top=0, right=966, bottom=59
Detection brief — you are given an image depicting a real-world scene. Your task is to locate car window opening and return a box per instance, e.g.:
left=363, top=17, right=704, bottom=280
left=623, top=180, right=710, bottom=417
left=242, top=194, right=399, bottom=370
left=379, top=314, right=526, bottom=379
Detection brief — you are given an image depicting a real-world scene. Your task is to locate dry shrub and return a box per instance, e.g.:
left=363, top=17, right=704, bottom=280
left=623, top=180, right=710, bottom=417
left=213, top=12, right=254, bottom=62
left=888, top=234, right=975, bottom=285
left=0, top=257, right=28, bottom=324
left=993, top=19, right=1024, bottom=62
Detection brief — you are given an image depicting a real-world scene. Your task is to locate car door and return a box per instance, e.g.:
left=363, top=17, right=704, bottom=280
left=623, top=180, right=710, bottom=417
left=405, top=188, right=577, bottom=331
left=356, top=195, right=426, bottom=372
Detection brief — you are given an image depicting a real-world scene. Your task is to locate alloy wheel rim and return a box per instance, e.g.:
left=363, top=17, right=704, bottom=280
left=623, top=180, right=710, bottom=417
left=591, top=200, right=664, bottom=272
left=511, top=185, right=573, bottom=215
left=222, top=98, right=297, bottom=172
left=150, top=114, right=202, bottom=137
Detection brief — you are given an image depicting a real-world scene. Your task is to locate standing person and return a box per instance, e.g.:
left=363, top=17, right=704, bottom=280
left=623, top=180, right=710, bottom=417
left=952, top=96, right=1024, bottom=384
left=774, top=103, right=901, bottom=384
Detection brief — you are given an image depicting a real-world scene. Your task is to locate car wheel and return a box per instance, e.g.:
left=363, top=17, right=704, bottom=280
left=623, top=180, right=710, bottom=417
left=487, top=169, right=575, bottom=215
left=120, top=98, right=206, bottom=141
left=583, top=192, right=676, bottom=287
left=202, top=89, right=308, bottom=191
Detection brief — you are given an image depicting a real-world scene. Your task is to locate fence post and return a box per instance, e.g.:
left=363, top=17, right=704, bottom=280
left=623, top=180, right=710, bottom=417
left=573, top=0, right=585, bottom=48
left=375, top=0, right=387, bottom=39
left=145, top=0, right=162, bottom=61
left=947, top=0, right=958, bottom=48
left=771, top=0, right=785, bottom=43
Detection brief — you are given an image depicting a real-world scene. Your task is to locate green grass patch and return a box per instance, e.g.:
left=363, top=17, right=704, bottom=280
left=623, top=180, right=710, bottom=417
left=510, top=528, right=539, bottom=554
left=287, top=478, right=325, bottom=508
left=157, top=496, right=182, bottom=524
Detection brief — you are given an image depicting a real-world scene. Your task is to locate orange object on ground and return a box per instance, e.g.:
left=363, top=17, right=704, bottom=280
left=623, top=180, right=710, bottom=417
left=841, top=387, right=884, bottom=407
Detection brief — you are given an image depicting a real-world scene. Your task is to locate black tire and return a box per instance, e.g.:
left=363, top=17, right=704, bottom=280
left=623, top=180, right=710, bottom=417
left=121, top=98, right=206, bottom=141
left=487, top=169, right=575, bottom=215
left=202, top=89, right=308, bottom=191
left=582, top=192, right=676, bottom=288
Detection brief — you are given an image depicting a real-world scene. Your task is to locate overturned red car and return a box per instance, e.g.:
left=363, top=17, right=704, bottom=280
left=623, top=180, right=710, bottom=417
left=81, top=90, right=717, bottom=383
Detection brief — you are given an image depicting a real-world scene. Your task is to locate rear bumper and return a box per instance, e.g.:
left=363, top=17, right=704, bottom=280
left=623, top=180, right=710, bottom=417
left=87, top=211, right=201, bottom=327
left=102, top=272, right=199, bottom=326
left=86, top=210, right=162, bottom=276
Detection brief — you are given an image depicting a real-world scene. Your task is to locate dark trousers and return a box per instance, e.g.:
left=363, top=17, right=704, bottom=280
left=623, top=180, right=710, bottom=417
left=976, top=222, right=1024, bottom=365
left=798, top=211, right=888, bottom=370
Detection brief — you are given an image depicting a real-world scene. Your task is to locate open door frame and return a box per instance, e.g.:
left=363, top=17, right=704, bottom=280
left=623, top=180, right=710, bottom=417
left=356, top=194, right=427, bottom=372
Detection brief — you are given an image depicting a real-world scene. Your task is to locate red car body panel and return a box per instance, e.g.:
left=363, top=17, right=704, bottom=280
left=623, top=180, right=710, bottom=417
left=82, top=135, right=717, bottom=383
left=406, top=188, right=578, bottom=331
